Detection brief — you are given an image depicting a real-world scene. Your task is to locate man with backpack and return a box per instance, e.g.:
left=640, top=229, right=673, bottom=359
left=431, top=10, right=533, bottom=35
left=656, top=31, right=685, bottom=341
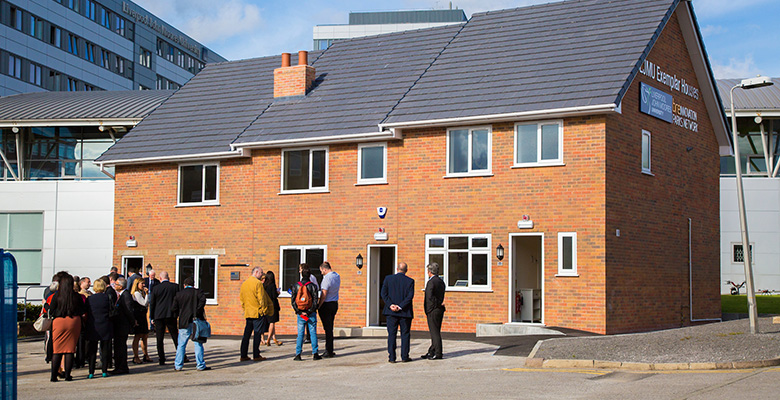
left=291, top=267, right=321, bottom=361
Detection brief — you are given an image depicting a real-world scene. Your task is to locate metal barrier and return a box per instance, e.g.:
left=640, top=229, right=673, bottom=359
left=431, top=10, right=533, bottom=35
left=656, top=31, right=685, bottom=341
left=1, top=249, right=18, bottom=400
left=17, top=285, right=48, bottom=321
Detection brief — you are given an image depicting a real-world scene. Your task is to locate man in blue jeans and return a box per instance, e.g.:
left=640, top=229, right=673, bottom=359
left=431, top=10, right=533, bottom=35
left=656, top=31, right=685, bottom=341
left=172, top=277, right=210, bottom=371
left=291, top=268, right=321, bottom=361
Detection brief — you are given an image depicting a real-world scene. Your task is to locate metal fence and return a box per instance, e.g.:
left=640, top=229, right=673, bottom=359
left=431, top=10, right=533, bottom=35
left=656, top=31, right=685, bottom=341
left=1, top=249, right=18, bottom=400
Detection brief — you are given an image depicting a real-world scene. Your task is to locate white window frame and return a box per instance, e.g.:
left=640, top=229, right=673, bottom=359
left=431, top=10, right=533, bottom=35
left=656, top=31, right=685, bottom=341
left=445, top=126, right=492, bottom=177
left=731, top=242, right=754, bottom=264
left=280, top=147, right=329, bottom=194
left=278, top=245, right=328, bottom=297
left=356, top=142, right=387, bottom=185
left=121, top=255, right=144, bottom=277
left=175, top=255, right=218, bottom=305
left=176, top=162, right=220, bottom=207
left=513, top=120, right=564, bottom=168
left=642, top=129, right=652, bottom=175
left=557, top=232, right=578, bottom=277
left=425, top=234, right=492, bottom=291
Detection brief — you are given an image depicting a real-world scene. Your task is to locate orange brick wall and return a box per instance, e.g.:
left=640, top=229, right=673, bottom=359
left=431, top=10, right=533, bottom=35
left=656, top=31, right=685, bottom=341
left=112, top=9, right=720, bottom=336
left=114, top=117, right=609, bottom=335
left=603, top=10, right=721, bottom=333
left=273, top=65, right=315, bottom=98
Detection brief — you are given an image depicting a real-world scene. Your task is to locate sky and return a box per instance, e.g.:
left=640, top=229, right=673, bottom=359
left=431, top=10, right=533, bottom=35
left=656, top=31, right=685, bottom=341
left=132, top=0, right=780, bottom=79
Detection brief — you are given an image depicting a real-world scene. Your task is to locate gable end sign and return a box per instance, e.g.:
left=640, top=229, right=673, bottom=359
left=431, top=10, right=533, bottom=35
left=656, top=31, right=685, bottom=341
left=640, top=82, right=673, bottom=123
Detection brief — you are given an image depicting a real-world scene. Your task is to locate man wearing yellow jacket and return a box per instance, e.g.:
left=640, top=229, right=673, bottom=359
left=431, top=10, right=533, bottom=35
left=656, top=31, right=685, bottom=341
left=239, top=267, right=273, bottom=362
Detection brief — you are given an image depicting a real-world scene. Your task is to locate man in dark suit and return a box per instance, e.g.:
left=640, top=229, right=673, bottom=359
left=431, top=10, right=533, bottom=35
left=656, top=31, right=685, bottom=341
left=422, top=262, right=446, bottom=360
left=150, top=271, right=180, bottom=365
left=380, top=262, right=415, bottom=363
left=172, top=277, right=209, bottom=371
left=144, top=268, right=160, bottom=333
left=111, top=277, right=135, bottom=375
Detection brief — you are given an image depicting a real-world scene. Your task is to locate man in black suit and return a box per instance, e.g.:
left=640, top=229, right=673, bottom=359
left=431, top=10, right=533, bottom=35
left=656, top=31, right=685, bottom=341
left=422, top=262, right=446, bottom=360
left=111, top=277, right=135, bottom=375
left=150, top=271, right=180, bottom=365
left=144, top=268, right=160, bottom=333
left=380, top=262, right=415, bottom=363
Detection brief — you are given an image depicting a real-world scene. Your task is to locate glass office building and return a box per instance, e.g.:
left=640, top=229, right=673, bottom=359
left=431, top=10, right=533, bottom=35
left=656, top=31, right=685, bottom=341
left=313, top=9, right=467, bottom=50
left=0, top=0, right=225, bottom=96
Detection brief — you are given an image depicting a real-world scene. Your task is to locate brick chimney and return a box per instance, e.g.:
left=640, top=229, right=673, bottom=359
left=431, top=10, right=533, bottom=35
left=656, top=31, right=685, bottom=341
left=274, top=50, right=315, bottom=98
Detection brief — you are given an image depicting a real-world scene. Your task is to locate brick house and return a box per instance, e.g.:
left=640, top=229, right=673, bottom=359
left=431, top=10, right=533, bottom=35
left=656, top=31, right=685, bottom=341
left=96, top=0, right=729, bottom=335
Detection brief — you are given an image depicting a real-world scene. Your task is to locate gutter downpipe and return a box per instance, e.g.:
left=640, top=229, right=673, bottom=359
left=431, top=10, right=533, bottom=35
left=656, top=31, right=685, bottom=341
left=688, top=217, right=721, bottom=322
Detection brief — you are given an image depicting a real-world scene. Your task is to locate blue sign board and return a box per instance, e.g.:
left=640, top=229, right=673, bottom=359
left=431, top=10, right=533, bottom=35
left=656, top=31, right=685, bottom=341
left=639, top=82, right=673, bottom=123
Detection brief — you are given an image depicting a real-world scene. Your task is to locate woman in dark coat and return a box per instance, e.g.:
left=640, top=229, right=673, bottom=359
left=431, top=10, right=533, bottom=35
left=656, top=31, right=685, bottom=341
left=262, top=271, right=282, bottom=346
left=85, top=279, right=114, bottom=379
left=49, top=272, right=87, bottom=382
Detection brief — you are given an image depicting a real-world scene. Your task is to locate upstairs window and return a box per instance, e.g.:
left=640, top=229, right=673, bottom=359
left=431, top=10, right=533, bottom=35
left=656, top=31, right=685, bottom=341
left=281, top=148, right=328, bottom=193
left=514, top=121, right=563, bottom=167
left=447, top=127, right=491, bottom=177
left=178, top=163, right=219, bottom=205
left=357, top=143, right=387, bottom=185
left=642, top=130, right=652, bottom=174
left=139, top=48, right=151, bottom=68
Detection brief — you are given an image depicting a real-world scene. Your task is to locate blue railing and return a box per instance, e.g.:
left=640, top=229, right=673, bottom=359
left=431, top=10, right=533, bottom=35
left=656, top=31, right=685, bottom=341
left=1, top=249, right=17, bottom=400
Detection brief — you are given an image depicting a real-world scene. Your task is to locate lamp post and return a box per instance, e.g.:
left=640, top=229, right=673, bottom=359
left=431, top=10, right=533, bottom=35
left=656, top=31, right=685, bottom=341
left=730, top=75, right=773, bottom=334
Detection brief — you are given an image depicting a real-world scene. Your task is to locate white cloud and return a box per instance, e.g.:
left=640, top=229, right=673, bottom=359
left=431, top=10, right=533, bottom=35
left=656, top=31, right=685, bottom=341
left=182, top=2, right=264, bottom=43
left=691, top=0, right=775, bottom=18
left=132, top=0, right=264, bottom=44
left=700, top=24, right=725, bottom=37
left=711, top=55, right=757, bottom=79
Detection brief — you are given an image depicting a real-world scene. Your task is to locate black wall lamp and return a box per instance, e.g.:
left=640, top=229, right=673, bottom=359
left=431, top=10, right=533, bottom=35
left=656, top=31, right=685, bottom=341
left=496, top=244, right=504, bottom=261
left=356, top=253, right=364, bottom=270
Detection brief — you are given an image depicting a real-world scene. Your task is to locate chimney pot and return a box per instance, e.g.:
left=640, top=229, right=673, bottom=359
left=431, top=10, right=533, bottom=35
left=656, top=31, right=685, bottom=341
left=298, top=51, right=308, bottom=66
left=281, top=53, right=291, bottom=67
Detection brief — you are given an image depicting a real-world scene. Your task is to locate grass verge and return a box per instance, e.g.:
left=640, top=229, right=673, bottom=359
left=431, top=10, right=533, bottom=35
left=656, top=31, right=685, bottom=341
left=722, top=294, right=780, bottom=314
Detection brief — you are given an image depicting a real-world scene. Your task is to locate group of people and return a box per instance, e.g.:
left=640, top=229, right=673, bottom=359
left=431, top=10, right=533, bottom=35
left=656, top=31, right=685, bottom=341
left=43, top=258, right=447, bottom=381
left=239, top=262, right=341, bottom=361
left=43, top=265, right=211, bottom=382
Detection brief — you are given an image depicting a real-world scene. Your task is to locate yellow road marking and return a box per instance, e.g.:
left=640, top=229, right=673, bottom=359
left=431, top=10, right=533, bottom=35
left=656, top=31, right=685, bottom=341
left=503, top=367, right=780, bottom=375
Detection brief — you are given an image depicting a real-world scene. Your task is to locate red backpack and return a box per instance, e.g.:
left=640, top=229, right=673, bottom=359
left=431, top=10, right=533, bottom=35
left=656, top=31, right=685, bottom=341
left=295, top=281, right=312, bottom=311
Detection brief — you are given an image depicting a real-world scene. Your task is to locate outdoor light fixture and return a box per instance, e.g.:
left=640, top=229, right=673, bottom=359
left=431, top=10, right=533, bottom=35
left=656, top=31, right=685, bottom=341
left=729, top=75, right=773, bottom=334
left=496, top=244, right=504, bottom=261
left=356, top=253, right=363, bottom=270
left=11, top=127, right=19, bottom=133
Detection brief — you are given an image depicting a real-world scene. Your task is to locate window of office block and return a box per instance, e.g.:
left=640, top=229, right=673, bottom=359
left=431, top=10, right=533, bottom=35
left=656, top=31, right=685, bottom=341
left=0, top=213, right=43, bottom=284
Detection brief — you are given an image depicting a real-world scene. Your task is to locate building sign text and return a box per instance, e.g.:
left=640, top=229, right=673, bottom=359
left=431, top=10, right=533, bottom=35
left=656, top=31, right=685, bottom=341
left=122, top=2, right=201, bottom=59
left=640, top=82, right=673, bottom=123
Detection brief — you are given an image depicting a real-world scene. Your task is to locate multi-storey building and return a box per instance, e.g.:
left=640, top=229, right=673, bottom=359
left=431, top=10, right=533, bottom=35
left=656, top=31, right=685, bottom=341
left=0, top=0, right=225, bottom=96
left=718, top=79, right=780, bottom=294
left=313, top=8, right=466, bottom=50
left=96, top=0, right=727, bottom=335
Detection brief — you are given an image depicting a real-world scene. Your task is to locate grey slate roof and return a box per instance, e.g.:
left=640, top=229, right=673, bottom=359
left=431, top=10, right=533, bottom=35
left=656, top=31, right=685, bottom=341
left=383, top=0, right=674, bottom=124
left=0, top=90, right=173, bottom=121
left=97, top=55, right=317, bottom=161
left=717, top=79, right=780, bottom=111
left=235, top=25, right=463, bottom=145
left=97, top=0, right=691, bottom=164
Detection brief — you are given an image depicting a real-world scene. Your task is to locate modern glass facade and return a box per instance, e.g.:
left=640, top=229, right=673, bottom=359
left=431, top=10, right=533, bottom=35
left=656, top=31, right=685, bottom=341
left=0, top=126, right=115, bottom=180
left=0, top=0, right=226, bottom=96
